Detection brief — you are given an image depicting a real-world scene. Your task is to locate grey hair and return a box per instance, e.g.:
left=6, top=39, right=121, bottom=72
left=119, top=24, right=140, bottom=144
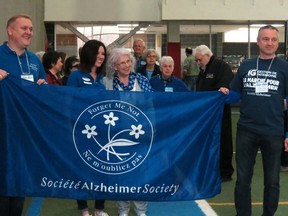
left=257, top=25, right=279, bottom=40
left=143, top=49, right=160, bottom=61
left=159, top=56, right=174, bottom=68
left=105, top=48, right=136, bottom=79
left=35, top=51, right=45, bottom=61
left=194, top=45, right=213, bottom=56
left=133, top=38, right=146, bottom=47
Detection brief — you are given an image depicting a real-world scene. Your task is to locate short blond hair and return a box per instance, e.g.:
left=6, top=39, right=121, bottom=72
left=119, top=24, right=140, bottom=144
left=6, top=14, right=32, bottom=28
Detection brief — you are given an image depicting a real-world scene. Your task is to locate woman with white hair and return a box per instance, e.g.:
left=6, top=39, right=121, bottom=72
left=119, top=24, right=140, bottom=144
left=150, top=56, right=189, bottom=92
left=103, top=48, right=152, bottom=216
left=103, top=48, right=152, bottom=92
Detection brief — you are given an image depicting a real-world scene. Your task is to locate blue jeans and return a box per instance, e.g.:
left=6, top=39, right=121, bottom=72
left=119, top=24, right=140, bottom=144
left=234, top=128, right=283, bottom=216
left=116, top=201, right=147, bottom=215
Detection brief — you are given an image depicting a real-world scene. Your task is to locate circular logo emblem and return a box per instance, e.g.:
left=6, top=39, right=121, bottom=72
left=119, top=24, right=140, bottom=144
left=73, top=100, right=153, bottom=175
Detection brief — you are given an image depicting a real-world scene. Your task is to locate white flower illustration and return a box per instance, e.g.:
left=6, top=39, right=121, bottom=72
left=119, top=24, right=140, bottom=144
left=82, top=112, right=145, bottom=161
left=129, top=124, right=145, bottom=139
left=103, top=112, right=119, bottom=126
left=82, top=124, right=97, bottom=139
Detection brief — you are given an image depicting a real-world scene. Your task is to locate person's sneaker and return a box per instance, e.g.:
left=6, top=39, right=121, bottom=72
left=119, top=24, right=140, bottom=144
left=95, top=210, right=109, bottom=216
left=118, top=213, right=128, bottom=216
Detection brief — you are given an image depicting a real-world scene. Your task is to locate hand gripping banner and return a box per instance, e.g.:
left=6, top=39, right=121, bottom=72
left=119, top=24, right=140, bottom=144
left=0, top=76, right=225, bottom=201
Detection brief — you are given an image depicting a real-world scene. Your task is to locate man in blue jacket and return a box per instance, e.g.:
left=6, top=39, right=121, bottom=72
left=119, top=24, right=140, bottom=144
left=0, top=14, right=47, bottom=216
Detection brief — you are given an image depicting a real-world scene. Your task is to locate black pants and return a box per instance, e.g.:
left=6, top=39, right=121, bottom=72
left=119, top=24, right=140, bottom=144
left=281, top=150, right=288, bottom=166
left=220, top=105, right=234, bottom=178
left=281, top=111, right=288, bottom=166
left=0, top=196, right=25, bottom=216
left=77, top=200, right=105, bottom=210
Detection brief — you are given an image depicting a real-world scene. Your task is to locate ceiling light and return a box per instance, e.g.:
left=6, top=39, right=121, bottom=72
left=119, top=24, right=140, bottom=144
left=250, top=24, right=284, bottom=28
left=117, top=24, right=139, bottom=28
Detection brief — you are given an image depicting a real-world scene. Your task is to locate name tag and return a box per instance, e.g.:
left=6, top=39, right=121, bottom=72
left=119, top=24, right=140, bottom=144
left=165, top=87, right=173, bottom=92
left=21, top=74, right=34, bottom=82
left=255, top=82, right=268, bottom=93
left=206, top=74, right=214, bottom=79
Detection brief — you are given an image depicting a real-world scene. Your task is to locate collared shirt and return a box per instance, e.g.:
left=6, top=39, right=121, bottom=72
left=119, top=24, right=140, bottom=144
left=66, top=69, right=105, bottom=89
left=0, top=41, right=46, bottom=82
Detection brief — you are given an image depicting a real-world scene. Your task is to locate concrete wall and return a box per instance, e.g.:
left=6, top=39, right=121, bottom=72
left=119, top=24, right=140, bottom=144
left=44, top=0, right=161, bottom=22
left=162, top=0, right=288, bottom=21
left=0, top=0, right=46, bottom=52
left=44, top=0, right=288, bottom=22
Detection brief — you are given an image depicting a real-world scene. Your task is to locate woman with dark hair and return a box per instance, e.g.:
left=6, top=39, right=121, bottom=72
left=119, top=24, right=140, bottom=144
left=67, top=40, right=109, bottom=216
left=58, top=51, right=67, bottom=77
left=42, top=50, right=63, bottom=85
left=67, top=40, right=106, bottom=88
left=61, top=55, right=79, bottom=85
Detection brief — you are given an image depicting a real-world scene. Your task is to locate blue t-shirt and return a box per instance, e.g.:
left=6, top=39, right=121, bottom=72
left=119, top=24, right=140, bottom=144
left=0, top=42, right=46, bottom=82
left=67, top=69, right=105, bottom=89
left=230, top=57, right=288, bottom=135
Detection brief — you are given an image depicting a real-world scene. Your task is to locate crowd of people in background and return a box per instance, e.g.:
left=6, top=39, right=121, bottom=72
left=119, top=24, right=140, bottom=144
left=2, top=14, right=288, bottom=216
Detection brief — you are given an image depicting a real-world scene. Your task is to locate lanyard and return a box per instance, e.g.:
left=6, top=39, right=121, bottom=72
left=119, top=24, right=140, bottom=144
left=16, top=50, right=31, bottom=75
left=256, top=56, right=274, bottom=79
left=6, top=43, right=31, bottom=74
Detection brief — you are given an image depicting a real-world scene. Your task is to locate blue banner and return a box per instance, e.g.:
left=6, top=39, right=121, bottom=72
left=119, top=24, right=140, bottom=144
left=0, top=76, right=225, bottom=201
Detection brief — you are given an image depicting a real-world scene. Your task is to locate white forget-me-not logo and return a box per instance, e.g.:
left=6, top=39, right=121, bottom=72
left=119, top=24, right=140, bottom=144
left=73, top=100, right=153, bottom=175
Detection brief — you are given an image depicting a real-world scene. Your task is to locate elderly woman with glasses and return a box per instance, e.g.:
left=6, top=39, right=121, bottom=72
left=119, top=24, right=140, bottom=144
left=138, top=49, right=161, bottom=80
left=150, top=56, right=190, bottom=92
left=103, top=48, right=152, bottom=216
left=103, top=48, right=152, bottom=93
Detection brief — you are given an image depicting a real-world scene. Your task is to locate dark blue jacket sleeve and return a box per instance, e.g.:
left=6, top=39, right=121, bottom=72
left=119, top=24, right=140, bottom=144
left=225, top=90, right=241, bottom=104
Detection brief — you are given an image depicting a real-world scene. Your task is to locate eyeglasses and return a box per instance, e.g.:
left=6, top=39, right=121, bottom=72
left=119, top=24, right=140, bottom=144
left=117, top=59, right=132, bottom=67
left=147, top=55, right=157, bottom=59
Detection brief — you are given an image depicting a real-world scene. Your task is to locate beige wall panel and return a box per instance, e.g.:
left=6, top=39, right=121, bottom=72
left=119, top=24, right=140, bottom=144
left=162, top=0, right=288, bottom=21
left=0, top=0, right=45, bottom=52
left=44, top=0, right=161, bottom=22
